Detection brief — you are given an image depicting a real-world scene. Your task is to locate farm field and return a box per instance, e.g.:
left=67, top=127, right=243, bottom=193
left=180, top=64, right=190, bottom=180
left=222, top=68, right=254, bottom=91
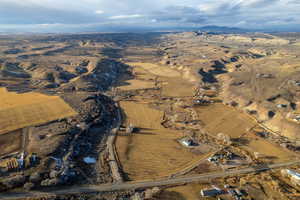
left=126, top=62, right=196, bottom=97
left=164, top=183, right=211, bottom=200
left=0, top=88, right=77, bottom=134
left=0, top=129, right=22, bottom=157
left=240, top=132, right=297, bottom=162
left=195, top=103, right=257, bottom=138
left=126, top=62, right=181, bottom=78
left=116, top=101, right=208, bottom=181
left=117, top=79, right=156, bottom=91
left=0, top=31, right=300, bottom=199
left=160, top=77, right=196, bottom=97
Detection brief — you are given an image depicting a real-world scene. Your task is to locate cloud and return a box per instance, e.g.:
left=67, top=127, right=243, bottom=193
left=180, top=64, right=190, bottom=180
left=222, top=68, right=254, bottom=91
left=109, top=14, right=144, bottom=20
left=0, top=0, right=299, bottom=32
left=238, top=0, right=279, bottom=8
left=95, top=10, right=104, bottom=14
left=149, top=5, right=207, bottom=24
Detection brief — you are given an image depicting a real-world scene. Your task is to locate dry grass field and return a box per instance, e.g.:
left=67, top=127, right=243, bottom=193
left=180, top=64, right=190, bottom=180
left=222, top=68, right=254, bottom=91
left=118, top=79, right=156, bottom=91
left=195, top=103, right=256, bottom=138
left=127, top=62, right=181, bottom=78
left=0, top=88, right=77, bottom=134
left=116, top=101, right=208, bottom=181
left=0, top=129, right=22, bottom=156
left=125, top=62, right=196, bottom=97
left=164, top=183, right=211, bottom=200
left=160, top=77, right=196, bottom=97
left=241, top=132, right=296, bottom=162
left=132, top=65, right=157, bottom=81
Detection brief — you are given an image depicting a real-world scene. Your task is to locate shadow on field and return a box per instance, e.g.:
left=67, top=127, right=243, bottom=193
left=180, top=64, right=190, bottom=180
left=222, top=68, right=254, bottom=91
left=154, top=191, right=187, bottom=200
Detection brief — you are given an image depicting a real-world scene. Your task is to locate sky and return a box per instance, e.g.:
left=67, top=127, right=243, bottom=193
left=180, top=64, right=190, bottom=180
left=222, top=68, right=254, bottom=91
left=0, top=0, right=300, bottom=32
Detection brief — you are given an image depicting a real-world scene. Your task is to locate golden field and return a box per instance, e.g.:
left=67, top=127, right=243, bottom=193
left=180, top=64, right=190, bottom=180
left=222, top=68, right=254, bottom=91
left=117, top=79, right=156, bottom=91
left=126, top=62, right=181, bottom=78
left=0, top=129, right=22, bottom=156
left=195, top=103, right=257, bottom=138
left=241, top=132, right=296, bottom=162
left=0, top=88, right=77, bottom=134
left=116, top=101, right=208, bottom=181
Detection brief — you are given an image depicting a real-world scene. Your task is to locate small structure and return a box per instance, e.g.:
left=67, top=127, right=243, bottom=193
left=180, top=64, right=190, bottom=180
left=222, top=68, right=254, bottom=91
left=288, top=113, right=300, bottom=122
left=227, top=189, right=243, bottom=200
left=0, top=158, right=19, bottom=172
left=182, top=139, right=192, bottom=147
left=179, top=137, right=197, bottom=147
left=76, top=122, right=88, bottom=130
left=50, top=157, right=63, bottom=170
left=277, top=104, right=287, bottom=108
left=255, top=131, right=269, bottom=138
left=281, top=169, right=300, bottom=186
left=193, top=99, right=212, bottom=105
left=0, top=152, right=39, bottom=173
left=126, top=124, right=134, bottom=134
left=17, top=152, right=25, bottom=169
left=200, top=188, right=226, bottom=197
left=254, top=152, right=262, bottom=159
left=83, top=157, right=96, bottom=164
left=217, top=133, right=231, bottom=145
left=256, top=73, right=274, bottom=79
left=294, top=115, right=300, bottom=122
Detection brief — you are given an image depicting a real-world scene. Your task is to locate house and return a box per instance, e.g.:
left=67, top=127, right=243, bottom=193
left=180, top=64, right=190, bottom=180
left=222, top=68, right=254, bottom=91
left=83, top=157, right=96, bottom=164
left=179, top=138, right=197, bottom=147
left=182, top=139, right=193, bottom=147
left=281, top=169, right=300, bottom=185
left=200, top=188, right=226, bottom=197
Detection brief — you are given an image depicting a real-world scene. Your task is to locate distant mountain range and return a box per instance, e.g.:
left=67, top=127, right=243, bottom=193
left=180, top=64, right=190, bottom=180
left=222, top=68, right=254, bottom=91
left=197, top=25, right=249, bottom=33
left=2, top=24, right=297, bottom=34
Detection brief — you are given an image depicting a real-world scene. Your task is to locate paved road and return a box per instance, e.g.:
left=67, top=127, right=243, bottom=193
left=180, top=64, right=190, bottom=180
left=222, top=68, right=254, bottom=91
left=106, top=102, right=123, bottom=182
left=1, top=161, right=299, bottom=200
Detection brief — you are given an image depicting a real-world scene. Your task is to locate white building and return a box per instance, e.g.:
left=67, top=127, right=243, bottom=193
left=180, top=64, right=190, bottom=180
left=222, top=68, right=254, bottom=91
left=281, top=169, right=300, bottom=185
left=182, top=139, right=193, bottom=147
left=179, top=138, right=195, bottom=147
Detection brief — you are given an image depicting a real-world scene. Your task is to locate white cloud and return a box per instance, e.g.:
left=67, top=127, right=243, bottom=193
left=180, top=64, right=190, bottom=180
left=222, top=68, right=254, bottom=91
left=109, top=14, right=143, bottom=20
left=95, top=10, right=104, bottom=14
left=0, top=0, right=299, bottom=31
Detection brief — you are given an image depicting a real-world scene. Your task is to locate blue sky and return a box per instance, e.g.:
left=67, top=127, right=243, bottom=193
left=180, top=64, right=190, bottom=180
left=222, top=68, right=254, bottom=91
left=0, top=0, right=299, bottom=32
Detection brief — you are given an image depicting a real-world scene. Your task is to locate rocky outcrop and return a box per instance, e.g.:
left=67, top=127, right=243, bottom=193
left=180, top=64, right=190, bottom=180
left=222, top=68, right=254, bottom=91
left=0, top=62, right=31, bottom=79
left=219, top=74, right=300, bottom=139
left=63, top=58, right=129, bottom=92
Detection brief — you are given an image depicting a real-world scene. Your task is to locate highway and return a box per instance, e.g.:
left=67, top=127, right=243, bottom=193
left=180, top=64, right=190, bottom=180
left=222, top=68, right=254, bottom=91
left=0, top=161, right=299, bottom=200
